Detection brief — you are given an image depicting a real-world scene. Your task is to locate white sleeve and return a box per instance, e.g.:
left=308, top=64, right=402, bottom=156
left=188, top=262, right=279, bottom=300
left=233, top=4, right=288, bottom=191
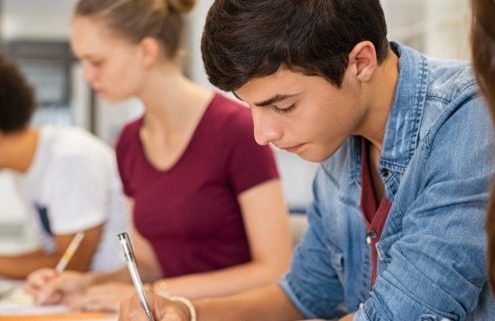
left=44, top=155, right=109, bottom=234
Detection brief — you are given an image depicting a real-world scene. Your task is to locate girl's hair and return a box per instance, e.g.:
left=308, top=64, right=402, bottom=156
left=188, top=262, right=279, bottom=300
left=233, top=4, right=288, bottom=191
left=471, top=0, right=495, bottom=295
left=74, top=0, right=196, bottom=58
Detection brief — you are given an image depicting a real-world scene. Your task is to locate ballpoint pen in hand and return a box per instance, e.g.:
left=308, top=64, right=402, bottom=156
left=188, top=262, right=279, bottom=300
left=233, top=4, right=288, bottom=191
left=118, top=232, right=156, bottom=321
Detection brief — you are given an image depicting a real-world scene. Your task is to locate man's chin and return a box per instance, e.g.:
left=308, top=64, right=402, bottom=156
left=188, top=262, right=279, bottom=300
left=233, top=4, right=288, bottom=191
left=295, top=151, right=331, bottom=163
left=276, top=144, right=333, bottom=163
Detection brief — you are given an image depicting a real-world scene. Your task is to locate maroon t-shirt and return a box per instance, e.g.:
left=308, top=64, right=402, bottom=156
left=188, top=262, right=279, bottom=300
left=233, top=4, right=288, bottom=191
left=360, top=138, right=392, bottom=285
left=116, top=93, right=279, bottom=277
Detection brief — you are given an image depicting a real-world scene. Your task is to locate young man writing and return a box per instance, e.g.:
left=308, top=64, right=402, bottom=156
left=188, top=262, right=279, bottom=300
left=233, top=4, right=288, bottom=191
left=0, top=55, right=129, bottom=278
left=125, top=0, right=493, bottom=320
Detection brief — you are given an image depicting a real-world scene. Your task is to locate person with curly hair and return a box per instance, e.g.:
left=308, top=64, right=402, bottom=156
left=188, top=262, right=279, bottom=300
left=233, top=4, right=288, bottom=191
left=0, top=55, right=129, bottom=279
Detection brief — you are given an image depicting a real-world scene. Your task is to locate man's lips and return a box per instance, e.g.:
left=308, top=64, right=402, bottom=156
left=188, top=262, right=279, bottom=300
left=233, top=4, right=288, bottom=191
left=280, top=143, right=305, bottom=153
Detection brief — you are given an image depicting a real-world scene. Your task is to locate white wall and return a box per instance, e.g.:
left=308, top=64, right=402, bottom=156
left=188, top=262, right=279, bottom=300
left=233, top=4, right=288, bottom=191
left=2, top=0, right=77, bottom=40
left=423, top=0, right=470, bottom=59
left=383, top=0, right=470, bottom=59
left=186, top=0, right=215, bottom=89
left=96, top=98, right=144, bottom=144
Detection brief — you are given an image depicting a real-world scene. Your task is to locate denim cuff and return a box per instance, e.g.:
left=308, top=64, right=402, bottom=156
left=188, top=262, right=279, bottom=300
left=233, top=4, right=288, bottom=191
left=279, top=276, right=319, bottom=319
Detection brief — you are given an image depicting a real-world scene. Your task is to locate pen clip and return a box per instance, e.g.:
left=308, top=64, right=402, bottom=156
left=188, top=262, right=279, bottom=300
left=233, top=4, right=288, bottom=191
left=118, top=233, right=136, bottom=262
left=118, top=232, right=137, bottom=264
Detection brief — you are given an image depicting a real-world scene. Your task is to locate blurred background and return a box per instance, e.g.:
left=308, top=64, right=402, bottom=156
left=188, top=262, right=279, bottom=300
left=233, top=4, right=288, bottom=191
left=0, top=0, right=471, bottom=252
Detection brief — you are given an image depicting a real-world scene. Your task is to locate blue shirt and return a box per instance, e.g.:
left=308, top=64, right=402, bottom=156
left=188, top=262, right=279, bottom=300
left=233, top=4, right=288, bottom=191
left=280, top=42, right=495, bottom=321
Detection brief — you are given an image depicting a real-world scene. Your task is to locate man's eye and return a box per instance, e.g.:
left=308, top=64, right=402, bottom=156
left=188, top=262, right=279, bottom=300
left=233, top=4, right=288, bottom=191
left=273, top=104, right=296, bottom=114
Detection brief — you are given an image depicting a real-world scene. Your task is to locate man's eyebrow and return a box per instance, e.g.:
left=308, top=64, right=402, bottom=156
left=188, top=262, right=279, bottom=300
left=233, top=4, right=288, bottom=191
left=253, top=94, right=297, bottom=107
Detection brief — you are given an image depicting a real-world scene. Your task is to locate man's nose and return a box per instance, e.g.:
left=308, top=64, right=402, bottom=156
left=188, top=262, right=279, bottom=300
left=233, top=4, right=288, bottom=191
left=252, top=109, right=282, bottom=146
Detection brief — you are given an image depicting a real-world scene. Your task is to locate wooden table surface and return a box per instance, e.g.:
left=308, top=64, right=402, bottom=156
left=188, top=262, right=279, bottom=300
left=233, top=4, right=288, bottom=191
left=0, top=312, right=115, bottom=321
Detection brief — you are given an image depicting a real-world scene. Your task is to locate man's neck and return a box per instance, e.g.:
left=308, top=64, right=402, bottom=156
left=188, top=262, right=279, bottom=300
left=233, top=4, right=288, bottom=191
left=360, top=48, right=400, bottom=152
left=0, top=128, right=38, bottom=173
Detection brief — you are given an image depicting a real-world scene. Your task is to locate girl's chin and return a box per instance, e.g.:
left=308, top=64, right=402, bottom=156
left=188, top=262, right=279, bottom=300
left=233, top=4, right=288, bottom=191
left=98, top=93, right=119, bottom=104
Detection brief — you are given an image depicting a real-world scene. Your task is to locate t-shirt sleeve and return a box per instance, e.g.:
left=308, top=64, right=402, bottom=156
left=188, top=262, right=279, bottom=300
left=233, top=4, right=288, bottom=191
left=45, top=155, right=109, bottom=234
left=227, top=111, right=279, bottom=195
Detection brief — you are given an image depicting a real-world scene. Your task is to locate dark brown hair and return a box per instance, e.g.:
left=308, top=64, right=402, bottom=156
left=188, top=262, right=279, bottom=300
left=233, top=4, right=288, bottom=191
left=74, top=0, right=196, bottom=58
left=471, top=0, right=495, bottom=294
left=0, top=55, right=35, bottom=133
left=201, top=0, right=389, bottom=91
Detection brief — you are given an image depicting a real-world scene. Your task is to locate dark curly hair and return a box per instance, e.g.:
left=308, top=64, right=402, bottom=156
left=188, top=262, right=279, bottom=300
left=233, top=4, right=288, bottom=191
left=0, top=55, right=35, bottom=133
left=201, top=0, right=388, bottom=92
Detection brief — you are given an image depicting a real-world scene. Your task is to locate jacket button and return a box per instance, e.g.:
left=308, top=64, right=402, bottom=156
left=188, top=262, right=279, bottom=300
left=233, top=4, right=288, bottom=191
left=365, top=230, right=377, bottom=245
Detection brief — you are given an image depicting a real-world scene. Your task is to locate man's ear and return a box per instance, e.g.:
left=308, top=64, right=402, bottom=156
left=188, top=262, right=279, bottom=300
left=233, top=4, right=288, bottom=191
left=137, top=37, right=161, bottom=68
left=348, top=41, right=378, bottom=82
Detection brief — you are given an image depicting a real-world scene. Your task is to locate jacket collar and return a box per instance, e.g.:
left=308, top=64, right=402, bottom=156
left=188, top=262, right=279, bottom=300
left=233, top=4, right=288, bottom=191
left=379, top=41, right=429, bottom=173
left=348, top=42, right=429, bottom=193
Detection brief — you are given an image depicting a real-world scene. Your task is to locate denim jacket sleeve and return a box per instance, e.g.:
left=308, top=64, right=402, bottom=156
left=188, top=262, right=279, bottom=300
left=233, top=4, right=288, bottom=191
left=356, top=96, right=494, bottom=321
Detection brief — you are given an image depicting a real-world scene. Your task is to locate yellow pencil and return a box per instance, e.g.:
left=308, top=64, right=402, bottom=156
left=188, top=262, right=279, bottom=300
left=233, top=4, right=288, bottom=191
left=55, top=231, right=85, bottom=273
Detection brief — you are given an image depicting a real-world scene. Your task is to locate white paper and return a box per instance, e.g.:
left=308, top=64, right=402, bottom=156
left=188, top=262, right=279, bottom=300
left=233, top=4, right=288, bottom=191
left=0, top=279, right=68, bottom=315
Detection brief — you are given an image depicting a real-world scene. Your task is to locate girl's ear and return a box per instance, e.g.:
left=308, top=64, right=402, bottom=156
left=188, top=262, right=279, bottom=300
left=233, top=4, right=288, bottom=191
left=137, top=37, right=161, bottom=68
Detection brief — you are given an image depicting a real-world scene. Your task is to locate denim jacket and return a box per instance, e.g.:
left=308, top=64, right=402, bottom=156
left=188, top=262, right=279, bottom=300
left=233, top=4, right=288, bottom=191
left=280, top=42, right=495, bottom=321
